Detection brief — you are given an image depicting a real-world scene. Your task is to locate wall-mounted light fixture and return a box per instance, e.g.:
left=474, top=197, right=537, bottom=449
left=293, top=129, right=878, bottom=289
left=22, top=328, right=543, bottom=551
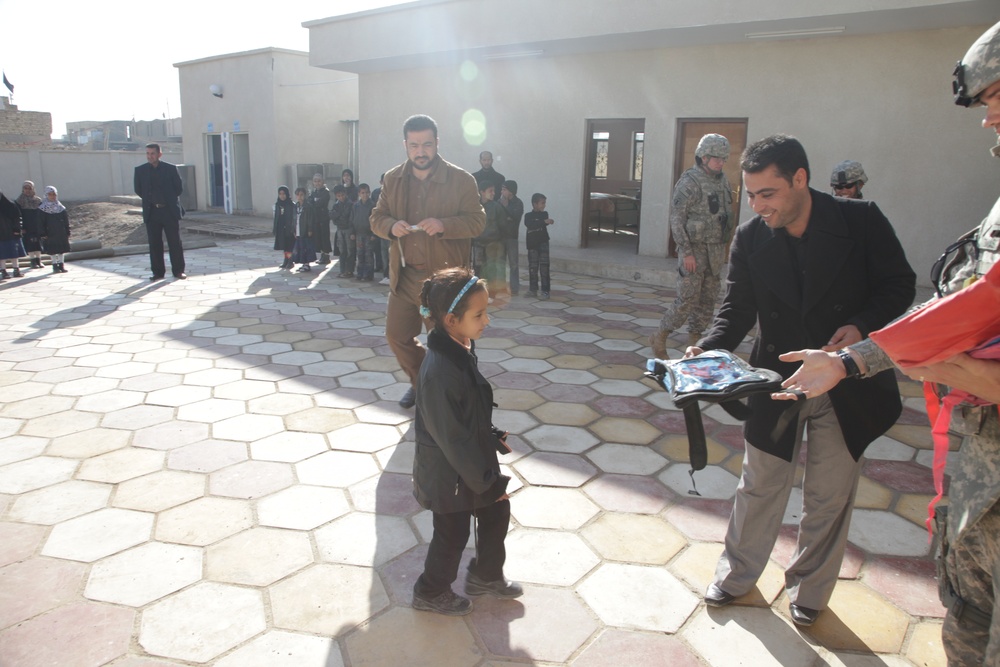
left=209, top=84, right=224, bottom=98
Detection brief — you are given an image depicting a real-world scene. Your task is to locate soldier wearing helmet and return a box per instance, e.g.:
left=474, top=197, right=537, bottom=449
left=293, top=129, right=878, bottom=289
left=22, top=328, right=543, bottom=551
left=829, top=160, right=868, bottom=200
left=767, top=21, right=1000, bottom=663
left=649, top=133, right=734, bottom=356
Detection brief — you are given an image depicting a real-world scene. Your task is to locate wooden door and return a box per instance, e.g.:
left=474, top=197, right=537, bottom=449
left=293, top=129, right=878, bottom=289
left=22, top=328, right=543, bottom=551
left=668, top=119, right=748, bottom=258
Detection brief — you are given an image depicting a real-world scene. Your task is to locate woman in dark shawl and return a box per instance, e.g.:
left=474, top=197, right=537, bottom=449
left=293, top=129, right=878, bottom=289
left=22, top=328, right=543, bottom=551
left=15, top=180, right=43, bottom=270
left=273, top=186, right=296, bottom=269
left=39, top=186, right=71, bottom=273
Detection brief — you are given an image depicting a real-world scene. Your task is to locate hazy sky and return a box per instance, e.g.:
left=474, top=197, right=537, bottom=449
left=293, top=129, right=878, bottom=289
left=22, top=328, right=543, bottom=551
left=0, top=0, right=406, bottom=139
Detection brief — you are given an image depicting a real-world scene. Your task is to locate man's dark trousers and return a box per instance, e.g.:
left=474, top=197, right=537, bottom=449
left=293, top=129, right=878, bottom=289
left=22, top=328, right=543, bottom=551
left=146, top=206, right=185, bottom=277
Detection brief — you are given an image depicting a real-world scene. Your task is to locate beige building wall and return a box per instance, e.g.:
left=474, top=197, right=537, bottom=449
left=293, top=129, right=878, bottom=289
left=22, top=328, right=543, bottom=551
left=347, top=25, right=994, bottom=284
left=176, top=48, right=358, bottom=216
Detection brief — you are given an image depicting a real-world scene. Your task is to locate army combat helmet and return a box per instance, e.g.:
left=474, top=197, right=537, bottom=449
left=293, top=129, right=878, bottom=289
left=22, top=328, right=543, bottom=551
left=695, top=134, right=730, bottom=160
left=953, top=20, right=1000, bottom=108
left=830, top=160, right=868, bottom=187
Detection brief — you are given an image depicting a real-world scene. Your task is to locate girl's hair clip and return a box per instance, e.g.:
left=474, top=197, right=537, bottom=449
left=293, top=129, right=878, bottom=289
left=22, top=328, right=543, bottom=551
left=419, top=305, right=432, bottom=318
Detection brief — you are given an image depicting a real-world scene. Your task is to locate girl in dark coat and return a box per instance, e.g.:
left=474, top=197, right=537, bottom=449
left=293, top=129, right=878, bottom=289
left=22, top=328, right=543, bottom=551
left=290, top=187, right=317, bottom=272
left=411, top=267, right=521, bottom=616
left=40, top=186, right=70, bottom=273
left=15, top=181, right=43, bottom=270
left=0, top=192, right=25, bottom=279
left=341, top=169, right=359, bottom=203
left=272, top=186, right=296, bottom=269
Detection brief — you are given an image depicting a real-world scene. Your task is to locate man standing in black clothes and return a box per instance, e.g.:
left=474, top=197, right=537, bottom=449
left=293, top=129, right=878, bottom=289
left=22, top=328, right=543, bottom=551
left=472, top=151, right=505, bottom=197
left=134, top=143, right=185, bottom=280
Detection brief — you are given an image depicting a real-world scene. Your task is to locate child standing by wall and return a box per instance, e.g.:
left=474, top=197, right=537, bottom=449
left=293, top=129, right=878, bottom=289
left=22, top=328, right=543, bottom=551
left=39, top=186, right=70, bottom=274
left=523, top=193, right=554, bottom=299
left=291, top=187, right=317, bottom=272
left=472, top=182, right=508, bottom=297
left=15, top=181, right=43, bottom=271
left=273, top=186, right=296, bottom=270
left=411, top=267, right=521, bottom=616
left=351, top=183, right=376, bottom=281
left=331, top=185, right=355, bottom=278
left=0, top=193, right=25, bottom=279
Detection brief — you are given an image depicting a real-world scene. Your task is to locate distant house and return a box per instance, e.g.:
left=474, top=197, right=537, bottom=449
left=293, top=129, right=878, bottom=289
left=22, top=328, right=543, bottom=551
left=175, top=47, right=359, bottom=216
left=65, top=118, right=181, bottom=151
left=303, top=0, right=996, bottom=284
left=0, top=96, right=52, bottom=148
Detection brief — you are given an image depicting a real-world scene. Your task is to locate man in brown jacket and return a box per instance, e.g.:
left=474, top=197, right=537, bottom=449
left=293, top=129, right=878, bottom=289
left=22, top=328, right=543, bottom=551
left=371, top=114, right=486, bottom=408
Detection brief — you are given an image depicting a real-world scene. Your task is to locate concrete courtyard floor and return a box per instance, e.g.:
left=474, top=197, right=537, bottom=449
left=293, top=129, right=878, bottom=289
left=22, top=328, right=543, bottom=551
left=0, top=237, right=949, bottom=667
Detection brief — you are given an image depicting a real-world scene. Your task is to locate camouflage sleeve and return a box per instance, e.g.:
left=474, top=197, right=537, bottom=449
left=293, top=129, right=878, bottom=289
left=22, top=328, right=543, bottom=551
left=853, top=338, right=896, bottom=377
left=669, top=175, right=699, bottom=255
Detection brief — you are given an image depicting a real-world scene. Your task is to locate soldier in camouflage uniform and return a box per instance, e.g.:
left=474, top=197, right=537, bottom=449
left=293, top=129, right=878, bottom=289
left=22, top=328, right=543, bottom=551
left=775, top=21, right=1000, bottom=664
left=649, top=134, right=734, bottom=357
left=830, top=160, right=868, bottom=200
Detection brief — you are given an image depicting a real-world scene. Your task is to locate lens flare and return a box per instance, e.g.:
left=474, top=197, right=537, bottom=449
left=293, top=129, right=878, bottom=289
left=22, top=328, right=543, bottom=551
left=462, top=109, right=487, bottom=146
left=459, top=60, right=478, bottom=82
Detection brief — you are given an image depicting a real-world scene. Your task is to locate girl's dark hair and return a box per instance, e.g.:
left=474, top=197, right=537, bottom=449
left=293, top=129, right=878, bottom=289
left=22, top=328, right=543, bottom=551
left=294, top=187, right=307, bottom=196
left=420, top=267, right=486, bottom=328
left=277, top=186, right=290, bottom=198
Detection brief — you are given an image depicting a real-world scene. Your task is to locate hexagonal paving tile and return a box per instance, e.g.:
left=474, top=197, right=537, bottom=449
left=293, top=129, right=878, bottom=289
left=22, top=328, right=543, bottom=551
left=270, top=563, right=389, bottom=637
left=177, top=397, right=246, bottom=423
left=584, top=473, right=673, bottom=514
left=113, top=470, right=205, bottom=512
left=315, top=512, right=418, bottom=566
left=139, top=582, right=266, bottom=663
left=0, top=556, right=89, bottom=629
left=579, top=563, right=699, bottom=632
left=285, top=407, right=357, bottom=434
left=210, top=460, right=295, bottom=499
left=0, top=456, right=79, bottom=494
left=586, top=443, right=667, bottom=476
left=258, top=485, right=351, bottom=530
left=212, top=414, right=285, bottom=441
left=215, top=630, right=342, bottom=667
left=167, top=439, right=248, bottom=473
left=848, top=509, right=930, bottom=557
left=659, top=463, right=739, bottom=500
left=510, top=487, right=599, bottom=530
left=85, top=542, right=203, bottom=607
left=296, top=450, right=380, bottom=487
left=328, top=423, right=402, bottom=453
left=206, top=526, right=314, bottom=586
left=582, top=513, right=687, bottom=564
left=8, top=479, right=112, bottom=525
left=155, top=496, right=254, bottom=546
left=0, top=435, right=47, bottom=466
left=76, top=448, right=165, bottom=484
left=102, top=404, right=174, bottom=430
left=0, top=601, right=135, bottom=667
left=132, top=420, right=211, bottom=450
left=504, top=529, right=599, bottom=586
left=42, top=508, right=154, bottom=562
left=470, top=586, right=599, bottom=663
left=251, top=431, right=328, bottom=462
left=512, top=452, right=597, bottom=487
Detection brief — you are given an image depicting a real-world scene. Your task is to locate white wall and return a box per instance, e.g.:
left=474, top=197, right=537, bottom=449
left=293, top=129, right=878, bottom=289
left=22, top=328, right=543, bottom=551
left=177, top=49, right=359, bottom=216
left=355, top=25, right=995, bottom=285
left=0, top=148, right=169, bottom=201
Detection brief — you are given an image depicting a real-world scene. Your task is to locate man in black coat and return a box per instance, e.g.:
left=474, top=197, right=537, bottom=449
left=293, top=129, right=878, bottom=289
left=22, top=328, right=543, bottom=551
left=134, top=143, right=185, bottom=280
left=691, top=135, right=915, bottom=626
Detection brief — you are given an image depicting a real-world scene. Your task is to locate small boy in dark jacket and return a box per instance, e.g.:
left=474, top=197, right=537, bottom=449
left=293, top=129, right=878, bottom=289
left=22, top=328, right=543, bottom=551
left=331, top=184, right=355, bottom=277
left=351, top=183, right=376, bottom=281
left=523, top=193, right=554, bottom=299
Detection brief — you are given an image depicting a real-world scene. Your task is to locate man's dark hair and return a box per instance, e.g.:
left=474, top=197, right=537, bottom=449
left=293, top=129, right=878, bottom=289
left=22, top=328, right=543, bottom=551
left=333, top=184, right=346, bottom=195
left=531, top=193, right=546, bottom=205
left=145, top=142, right=161, bottom=152
left=358, top=183, right=370, bottom=191
left=740, top=134, right=810, bottom=185
left=403, top=114, right=438, bottom=139
left=478, top=180, right=494, bottom=193
left=479, top=151, right=493, bottom=160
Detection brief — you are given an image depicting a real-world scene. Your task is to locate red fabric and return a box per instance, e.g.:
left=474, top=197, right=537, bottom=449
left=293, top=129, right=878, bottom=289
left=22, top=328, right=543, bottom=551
left=869, top=262, right=1000, bottom=536
left=868, top=261, right=1000, bottom=369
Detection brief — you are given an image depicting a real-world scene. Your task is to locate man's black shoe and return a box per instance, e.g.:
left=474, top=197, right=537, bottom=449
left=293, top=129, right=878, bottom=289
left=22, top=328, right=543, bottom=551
left=412, top=590, right=472, bottom=616
left=465, top=572, right=523, bottom=599
left=789, top=603, right=820, bottom=626
left=149, top=275, right=165, bottom=281
left=398, top=386, right=416, bottom=409
left=174, top=273, right=187, bottom=280
left=704, top=583, right=736, bottom=607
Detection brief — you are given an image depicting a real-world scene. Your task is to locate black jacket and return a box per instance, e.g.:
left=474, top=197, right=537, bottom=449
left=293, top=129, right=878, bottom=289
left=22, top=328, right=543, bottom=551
left=133, top=160, right=183, bottom=223
left=0, top=194, right=21, bottom=241
left=413, top=328, right=509, bottom=513
left=700, top=189, right=916, bottom=461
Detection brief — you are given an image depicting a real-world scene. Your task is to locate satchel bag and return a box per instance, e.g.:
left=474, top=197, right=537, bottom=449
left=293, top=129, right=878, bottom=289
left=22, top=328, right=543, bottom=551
left=645, top=349, right=783, bottom=494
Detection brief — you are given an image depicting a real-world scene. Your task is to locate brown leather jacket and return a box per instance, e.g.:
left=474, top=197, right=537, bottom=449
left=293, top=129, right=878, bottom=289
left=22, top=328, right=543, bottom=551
left=371, top=155, right=485, bottom=292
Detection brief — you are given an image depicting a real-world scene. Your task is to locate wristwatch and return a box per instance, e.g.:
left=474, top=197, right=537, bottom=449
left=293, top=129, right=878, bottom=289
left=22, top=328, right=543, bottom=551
left=837, top=349, right=862, bottom=379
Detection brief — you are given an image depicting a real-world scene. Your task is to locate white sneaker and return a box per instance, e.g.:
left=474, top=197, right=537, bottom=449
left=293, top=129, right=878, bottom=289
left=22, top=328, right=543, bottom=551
left=379, top=277, right=390, bottom=285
